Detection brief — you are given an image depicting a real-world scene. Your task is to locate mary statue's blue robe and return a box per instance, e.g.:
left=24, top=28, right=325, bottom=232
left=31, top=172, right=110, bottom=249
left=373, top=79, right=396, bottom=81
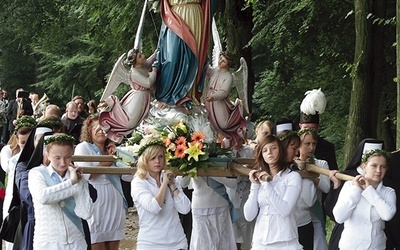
left=153, top=0, right=216, bottom=108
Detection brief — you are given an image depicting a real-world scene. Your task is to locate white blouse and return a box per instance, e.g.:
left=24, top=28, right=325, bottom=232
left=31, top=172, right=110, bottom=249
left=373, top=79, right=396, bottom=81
left=333, top=181, right=396, bottom=250
left=243, top=168, right=302, bottom=247
left=131, top=174, right=191, bottom=250
left=296, top=178, right=317, bottom=226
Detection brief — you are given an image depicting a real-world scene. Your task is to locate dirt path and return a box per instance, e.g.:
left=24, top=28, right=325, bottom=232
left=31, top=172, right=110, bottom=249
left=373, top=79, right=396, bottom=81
left=2, top=207, right=139, bottom=250
left=120, top=207, right=139, bottom=249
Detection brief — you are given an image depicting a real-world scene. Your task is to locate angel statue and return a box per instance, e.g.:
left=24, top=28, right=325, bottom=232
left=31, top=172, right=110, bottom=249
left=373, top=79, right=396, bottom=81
left=203, top=19, right=249, bottom=148
left=152, top=0, right=217, bottom=109
left=204, top=51, right=248, bottom=148
left=98, top=0, right=157, bottom=143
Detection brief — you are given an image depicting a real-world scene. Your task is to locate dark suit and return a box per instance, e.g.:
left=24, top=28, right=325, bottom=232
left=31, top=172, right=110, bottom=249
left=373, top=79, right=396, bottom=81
left=383, top=150, right=400, bottom=250
left=315, top=136, right=338, bottom=170
left=6, top=99, right=33, bottom=133
left=314, top=136, right=337, bottom=245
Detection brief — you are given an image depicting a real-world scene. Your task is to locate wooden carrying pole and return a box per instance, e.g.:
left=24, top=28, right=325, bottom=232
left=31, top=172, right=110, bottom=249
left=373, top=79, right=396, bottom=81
left=76, top=165, right=239, bottom=177
left=295, top=160, right=361, bottom=183
left=74, top=156, right=270, bottom=181
left=229, top=163, right=272, bottom=181
left=73, top=155, right=355, bottom=184
left=72, top=155, right=118, bottom=162
left=73, top=156, right=257, bottom=176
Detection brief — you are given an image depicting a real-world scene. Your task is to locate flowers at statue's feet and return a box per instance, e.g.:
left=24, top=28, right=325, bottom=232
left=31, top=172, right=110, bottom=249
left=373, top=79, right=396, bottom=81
left=126, top=120, right=231, bottom=178
left=186, top=142, right=205, bottom=162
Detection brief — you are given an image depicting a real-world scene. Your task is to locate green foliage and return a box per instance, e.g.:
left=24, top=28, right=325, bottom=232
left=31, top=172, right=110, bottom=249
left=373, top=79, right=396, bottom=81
left=0, top=0, right=397, bottom=166
left=0, top=0, right=159, bottom=105
left=248, top=0, right=357, bottom=167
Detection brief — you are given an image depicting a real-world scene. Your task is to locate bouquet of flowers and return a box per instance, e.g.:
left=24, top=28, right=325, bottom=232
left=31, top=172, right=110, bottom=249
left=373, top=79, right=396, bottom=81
left=126, top=119, right=231, bottom=178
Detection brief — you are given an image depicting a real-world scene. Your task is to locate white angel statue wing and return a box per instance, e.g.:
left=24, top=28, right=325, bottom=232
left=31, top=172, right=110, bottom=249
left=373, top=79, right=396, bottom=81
left=207, top=17, right=249, bottom=114
left=100, top=53, right=131, bottom=101
left=211, top=17, right=222, bottom=68
left=232, top=57, right=249, bottom=115
left=201, top=18, right=222, bottom=102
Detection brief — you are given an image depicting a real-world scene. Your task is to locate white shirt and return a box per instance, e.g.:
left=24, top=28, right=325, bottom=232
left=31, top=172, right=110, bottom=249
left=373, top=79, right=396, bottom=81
left=29, top=165, right=93, bottom=250
left=227, top=145, right=254, bottom=209
left=0, top=145, right=13, bottom=173
left=296, top=178, right=317, bottom=226
left=243, top=169, right=302, bottom=247
left=333, top=181, right=396, bottom=250
left=188, top=176, right=237, bottom=210
left=313, top=159, right=330, bottom=194
left=2, top=150, right=20, bottom=218
left=131, top=174, right=191, bottom=250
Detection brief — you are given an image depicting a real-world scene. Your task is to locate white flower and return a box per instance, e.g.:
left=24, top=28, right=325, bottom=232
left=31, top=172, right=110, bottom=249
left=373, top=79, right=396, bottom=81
left=168, top=132, right=176, bottom=140
left=187, top=113, right=215, bottom=143
left=126, top=145, right=140, bottom=155
left=144, top=125, right=156, bottom=135
left=168, top=143, right=176, bottom=151
left=142, top=134, right=154, bottom=140
left=152, top=130, right=162, bottom=138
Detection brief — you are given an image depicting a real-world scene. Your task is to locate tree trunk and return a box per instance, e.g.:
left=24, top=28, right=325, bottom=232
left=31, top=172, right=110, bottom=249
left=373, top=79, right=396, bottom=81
left=219, top=0, right=254, bottom=114
left=343, top=0, right=373, bottom=166
left=397, top=0, right=400, bottom=149
left=372, top=0, right=396, bottom=151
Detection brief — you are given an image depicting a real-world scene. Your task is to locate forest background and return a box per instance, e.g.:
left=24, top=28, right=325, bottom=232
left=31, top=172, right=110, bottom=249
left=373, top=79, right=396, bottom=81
left=0, top=0, right=399, bottom=168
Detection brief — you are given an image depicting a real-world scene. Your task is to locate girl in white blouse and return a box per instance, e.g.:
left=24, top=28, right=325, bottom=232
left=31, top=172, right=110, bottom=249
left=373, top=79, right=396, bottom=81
left=278, top=129, right=317, bottom=250
left=28, top=134, right=93, bottom=250
left=332, top=149, right=396, bottom=250
left=298, top=128, right=330, bottom=250
left=131, top=137, right=191, bottom=250
left=244, top=134, right=302, bottom=250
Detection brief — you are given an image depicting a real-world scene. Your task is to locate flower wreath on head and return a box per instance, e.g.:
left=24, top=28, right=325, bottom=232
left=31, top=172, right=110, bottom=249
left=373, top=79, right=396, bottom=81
left=137, top=139, right=166, bottom=157
left=254, top=115, right=273, bottom=130
left=361, top=149, right=391, bottom=164
left=38, top=120, right=64, bottom=129
left=44, top=134, right=75, bottom=145
left=297, top=127, right=317, bottom=137
left=14, top=116, right=37, bottom=134
left=278, top=131, right=299, bottom=141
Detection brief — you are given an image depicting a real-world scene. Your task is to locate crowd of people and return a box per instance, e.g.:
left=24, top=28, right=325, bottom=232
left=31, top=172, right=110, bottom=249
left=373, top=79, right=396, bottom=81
left=0, top=85, right=396, bottom=250
left=0, top=89, right=112, bottom=250
left=1, top=0, right=397, bottom=248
